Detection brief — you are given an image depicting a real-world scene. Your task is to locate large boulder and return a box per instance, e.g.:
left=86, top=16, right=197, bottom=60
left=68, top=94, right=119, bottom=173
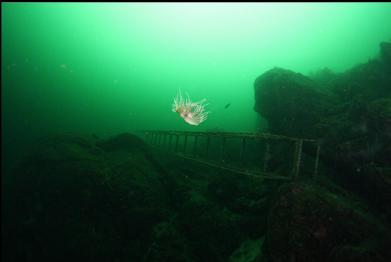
left=254, top=67, right=333, bottom=138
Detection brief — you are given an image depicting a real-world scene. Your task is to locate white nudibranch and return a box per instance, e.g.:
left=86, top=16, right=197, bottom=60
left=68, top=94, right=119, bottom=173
left=172, top=90, right=209, bottom=126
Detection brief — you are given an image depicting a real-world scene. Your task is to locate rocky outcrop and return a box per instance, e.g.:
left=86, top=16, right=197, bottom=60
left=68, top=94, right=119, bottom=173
left=2, top=133, right=279, bottom=262
left=253, top=42, right=391, bottom=222
left=2, top=133, right=171, bottom=262
left=254, top=67, right=334, bottom=138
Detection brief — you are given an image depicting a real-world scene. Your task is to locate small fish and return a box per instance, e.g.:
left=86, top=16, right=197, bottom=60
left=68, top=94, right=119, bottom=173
left=224, top=103, right=231, bottom=109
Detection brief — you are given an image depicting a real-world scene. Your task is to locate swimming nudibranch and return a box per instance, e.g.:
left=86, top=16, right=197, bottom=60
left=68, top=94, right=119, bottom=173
left=172, top=90, right=209, bottom=126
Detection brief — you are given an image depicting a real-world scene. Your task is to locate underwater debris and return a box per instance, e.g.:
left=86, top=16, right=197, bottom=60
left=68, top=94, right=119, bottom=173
left=172, top=90, right=209, bottom=126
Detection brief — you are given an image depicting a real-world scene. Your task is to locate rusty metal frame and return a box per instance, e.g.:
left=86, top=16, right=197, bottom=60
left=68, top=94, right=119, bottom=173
left=141, top=130, right=320, bottom=180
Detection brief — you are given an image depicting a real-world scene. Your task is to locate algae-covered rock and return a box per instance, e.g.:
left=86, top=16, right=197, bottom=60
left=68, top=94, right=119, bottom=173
left=144, top=221, right=195, bottom=262
left=177, top=186, right=244, bottom=261
left=263, top=181, right=391, bottom=262
left=3, top=133, right=278, bottom=262
left=96, top=132, right=148, bottom=153
left=254, top=67, right=333, bottom=138
left=3, top=133, right=171, bottom=262
left=332, top=50, right=391, bottom=102
left=253, top=42, right=391, bottom=223
left=308, top=67, right=339, bottom=91
left=229, top=237, right=264, bottom=262
left=318, top=97, right=390, bottom=168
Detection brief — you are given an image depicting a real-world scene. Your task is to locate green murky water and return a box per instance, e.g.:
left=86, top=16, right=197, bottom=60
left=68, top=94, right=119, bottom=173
left=2, top=3, right=391, bottom=262
left=3, top=3, right=391, bottom=157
